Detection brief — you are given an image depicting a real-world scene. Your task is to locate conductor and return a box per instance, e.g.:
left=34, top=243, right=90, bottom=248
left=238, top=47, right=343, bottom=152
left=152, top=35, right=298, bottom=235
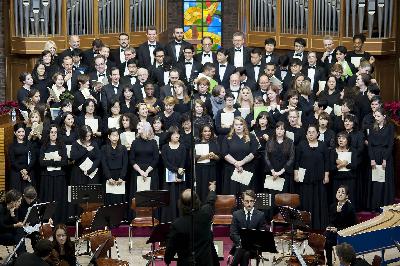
left=230, top=190, right=266, bottom=266
left=164, top=182, right=218, bottom=266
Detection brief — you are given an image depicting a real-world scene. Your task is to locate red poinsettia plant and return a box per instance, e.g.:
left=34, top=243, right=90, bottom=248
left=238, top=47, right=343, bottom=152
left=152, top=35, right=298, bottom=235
left=0, top=101, right=19, bottom=115
left=384, top=101, right=400, bottom=124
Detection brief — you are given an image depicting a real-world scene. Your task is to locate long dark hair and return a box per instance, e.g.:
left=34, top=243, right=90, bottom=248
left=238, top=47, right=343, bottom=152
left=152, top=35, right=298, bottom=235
left=266, top=121, right=291, bottom=155
left=42, top=124, right=65, bottom=149
left=52, top=224, right=75, bottom=260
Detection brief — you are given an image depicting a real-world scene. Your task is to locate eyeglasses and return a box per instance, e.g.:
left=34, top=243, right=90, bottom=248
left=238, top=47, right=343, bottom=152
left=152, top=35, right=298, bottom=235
left=243, top=200, right=255, bottom=203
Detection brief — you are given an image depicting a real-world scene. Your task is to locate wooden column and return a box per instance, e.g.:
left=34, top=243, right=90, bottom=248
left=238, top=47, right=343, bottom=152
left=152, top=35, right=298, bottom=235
left=0, top=115, right=16, bottom=191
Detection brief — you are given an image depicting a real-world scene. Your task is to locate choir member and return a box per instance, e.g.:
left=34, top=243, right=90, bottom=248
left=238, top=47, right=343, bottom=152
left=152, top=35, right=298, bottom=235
left=50, top=224, right=77, bottom=266
left=143, top=82, right=162, bottom=117
left=120, top=84, right=136, bottom=114
left=160, top=96, right=182, bottom=130
left=221, top=116, right=259, bottom=194
left=192, top=99, right=213, bottom=138
left=295, top=124, right=329, bottom=229
left=76, top=99, right=103, bottom=146
left=172, top=80, right=191, bottom=114
left=102, top=128, right=128, bottom=205
left=39, top=125, right=68, bottom=223
left=215, top=93, right=241, bottom=140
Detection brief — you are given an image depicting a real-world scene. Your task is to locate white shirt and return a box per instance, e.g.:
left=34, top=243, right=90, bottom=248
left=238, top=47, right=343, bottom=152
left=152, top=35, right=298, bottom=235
left=265, top=53, right=272, bottom=63
left=201, top=52, right=213, bottom=65
left=253, top=64, right=261, bottom=82
left=65, top=71, right=72, bottom=91
left=184, top=60, right=193, bottom=81
left=307, top=65, right=316, bottom=89
left=234, top=46, right=244, bottom=68
left=119, top=47, right=125, bottom=64
left=293, top=52, right=303, bottom=61
left=111, top=83, right=119, bottom=94
left=163, top=71, right=170, bottom=85
left=244, top=207, right=254, bottom=221
left=148, top=42, right=156, bottom=65
left=174, top=42, right=182, bottom=62
left=130, top=76, right=137, bottom=85
left=97, top=71, right=107, bottom=84
left=219, top=63, right=227, bottom=80
left=140, top=83, right=146, bottom=99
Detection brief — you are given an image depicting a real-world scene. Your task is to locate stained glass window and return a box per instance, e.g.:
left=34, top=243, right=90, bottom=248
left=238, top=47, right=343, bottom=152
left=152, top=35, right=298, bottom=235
left=183, top=0, right=222, bottom=51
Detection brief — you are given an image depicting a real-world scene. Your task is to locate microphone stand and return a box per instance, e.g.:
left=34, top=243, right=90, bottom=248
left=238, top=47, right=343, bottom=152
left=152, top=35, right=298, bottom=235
left=190, top=80, right=197, bottom=266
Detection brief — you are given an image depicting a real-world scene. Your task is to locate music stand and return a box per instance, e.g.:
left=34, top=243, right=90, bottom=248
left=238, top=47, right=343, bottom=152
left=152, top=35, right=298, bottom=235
left=255, top=193, right=273, bottom=210
left=23, top=201, right=56, bottom=225
left=240, top=229, right=278, bottom=265
left=145, top=223, right=171, bottom=266
left=68, top=184, right=103, bottom=206
left=90, top=203, right=127, bottom=231
left=2, top=238, right=25, bottom=266
left=136, top=191, right=170, bottom=266
left=278, top=206, right=305, bottom=256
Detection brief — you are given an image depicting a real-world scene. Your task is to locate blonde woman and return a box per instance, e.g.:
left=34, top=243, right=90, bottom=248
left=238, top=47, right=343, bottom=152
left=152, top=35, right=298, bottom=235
left=172, top=80, right=191, bottom=114
left=297, top=79, right=314, bottom=127
left=161, top=96, right=182, bottom=130
left=44, top=40, right=59, bottom=64
left=221, top=116, right=259, bottom=195
left=235, top=86, right=254, bottom=119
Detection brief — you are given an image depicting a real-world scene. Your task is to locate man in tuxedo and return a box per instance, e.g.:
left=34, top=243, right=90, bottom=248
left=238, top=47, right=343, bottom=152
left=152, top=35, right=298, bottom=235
left=119, top=47, right=136, bottom=76
left=282, top=58, right=303, bottom=96
left=264, top=62, right=282, bottom=84
left=99, top=45, right=116, bottom=72
left=236, top=67, right=257, bottom=92
left=89, top=55, right=110, bottom=83
left=320, top=35, right=336, bottom=74
left=120, top=58, right=139, bottom=86
left=101, top=67, right=123, bottom=115
left=148, top=47, right=169, bottom=87
left=245, top=48, right=265, bottom=83
left=227, top=73, right=241, bottom=101
left=215, top=47, right=236, bottom=89
left=71, top=49, right=89, bottom=74
left=302, top=52, right=326, bottom=94
left=262, top=38, right=280, bottom=66
left=194, top=36, right=217, bottom=65
left=230, top=190, right=266, bottom=266
left=61, top=56, right=79, bottom=93
left=160, top=68, right=180, bottom=100
left=228, top=32, right=251, bottom=68
left=110, top=33, right=130, bottom=66
left=58, top=35, right=80, bottom=66
left=176, top=45, right=202, bottom=87
left=137, top=26, right=164, bottom=68
left=132, top=68, right=153, bottom=102
left=82, top=38, right=103, bottom=70
left=287, top=37, right=308, bottom=66
left=165, top=182, right=218, bottom=266
left=165, top=27, right=190, bottom=64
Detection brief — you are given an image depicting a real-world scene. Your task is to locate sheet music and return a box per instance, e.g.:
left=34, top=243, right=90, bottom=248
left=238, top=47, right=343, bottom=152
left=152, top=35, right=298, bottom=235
left=318, top=80, right=327, bottom=93
left=264, top=175, right=285, bottom=191
left=286, top=131, right=294, bottom=141
left=79, top=157, right=98, bottom=179
left=351, top=57, right=362, bottom=68
left=372, top=165, right=385, bottom=182
left=325, top=106, right=333, bottom=115
left=338, top=151, right=352, bottom=172
left=137, top=176, right=151, bottom=192
left=166, top=169, right=186, bottom=182
left=253, top=106, right=268, bottom=120
left=44, top=151, right=60, bottom=161
left=154, top=135, right=160, bottom=147
left=85, top=118, right=98, bottom=133
left=81, top=88, right=91, bottom=99
left=105, top=181, right=126, bottom=194
left=50, top=108, right=60, bottom=120
left=221, top=112, right=234, bottom=127
left=49, top=85, right=61, bottom=102
left=107, top=117, right=120, bottom=129
left=32, top=122, right=43, bottom=135
left=231, top=169, right=253, bottom=186
left=120, top=132, right=136, bottom=149
left=238, top=107, right=251, bottom=119
left=318, top=133, right=325, bottom=142
left=334, top=104, right=342, bottom=116
left=195, top=143, right=210, bottom=163
left=297, top=168, right=306, bottom=182
left=47, top=166, right=62, bottom=171
left=20, top=110, right=29, bottom=121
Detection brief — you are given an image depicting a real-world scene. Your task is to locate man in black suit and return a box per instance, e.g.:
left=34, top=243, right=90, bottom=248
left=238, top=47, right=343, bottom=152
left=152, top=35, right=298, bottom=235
left=61, top=56, right=79, bottom=93
left=245, top=48, right=265, bottom=83
left=110, top=33, right=130, bottom=67
left=88, top=55, right=110, bottom=83
left=228, top=32, right=251, bottom=68
left=302, top=51, right=326, bottom=94
left=132, top=68, right=154, bottom=102
left=287, top=37, right=308, bottom=66
left=160, top=68, right=180, bottom=100
left=194, top=36, right=218, bottom=65
left=282, top=58, right=303, bottom=96
left=165, top=182, right=218, bottom=266
left=97, top=45, right=116, bottom=73
left=148, top=47, right=169, bottom=87
left=137, top=26, right=164, bottom=68
left=319, top=35, right=337, bottom=74
left=71, top=49, right=89, bottom=75
left=230, top=190, right=266, bottom=266
left=262, top=38, right=280, bottom=66
left=118, top=47, right=137, bottom=76
left=58, top=35, right=80, bottom=67
left=165, top=27, right=190, bottom=64
left=215, top=47, right=236, bottom=89
left=82, top=38, right=103, bottom=70
left=236, top=67, right=258, bottom=92
left=101, top=67, right=123, bottom=115
left=176, top=45, right=202, bottom=87
left=120, top=58, right=139, bottom=86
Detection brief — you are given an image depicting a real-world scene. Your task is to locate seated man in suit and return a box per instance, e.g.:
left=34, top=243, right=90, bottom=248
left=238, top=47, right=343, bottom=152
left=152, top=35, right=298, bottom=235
left=230, top=190, right=266, bottom=266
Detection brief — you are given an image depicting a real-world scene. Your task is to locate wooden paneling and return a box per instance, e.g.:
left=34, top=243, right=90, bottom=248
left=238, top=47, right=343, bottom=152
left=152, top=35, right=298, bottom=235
left=0, top=115, right=16, bottom=191
left=6, top=56, right=36, bottom=101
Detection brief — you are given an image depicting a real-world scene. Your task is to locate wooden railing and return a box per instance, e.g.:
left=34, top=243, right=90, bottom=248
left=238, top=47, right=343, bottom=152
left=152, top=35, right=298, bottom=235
left=9, top=0, right=168, bottom=54
left=238, top=0, right=397, bottom=54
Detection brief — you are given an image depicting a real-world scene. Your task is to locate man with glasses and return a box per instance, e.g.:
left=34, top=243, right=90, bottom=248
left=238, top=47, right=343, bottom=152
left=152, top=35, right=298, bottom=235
left=110, top=33, right=130, bottom=66
left=230, top=190, right=266, bottom=266
left=194, top=36, right=217, bottom=65
left=160, top=69, right=180, bottom=100
left=287, top=37, right=308, bottom=66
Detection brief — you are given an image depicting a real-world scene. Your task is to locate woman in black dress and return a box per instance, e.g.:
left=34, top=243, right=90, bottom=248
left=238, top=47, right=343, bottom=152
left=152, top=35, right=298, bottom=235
left=119, top=113, right=139, bottom=150
left=70, top=125, right=101, bottom=185
left=331, top=132, right=357, bottom=205
left=286, top=110, right=306, bottom=147
left=172, top=80, right=191, bottom=114
left=297, top=80, right=315, bottom=127
left=161, top=96, right=182, bottom=130
left=39, top=125, right=68, bottom=223
left=51, top=224, right=77, bottom=266
left=72, top=74, right=96, bottom=116
left=160, top=126, right=187, bottom=222
left=221, top=116, right=259, bottom=195
left=129, top=121, right=159, bottom=201
left=58, top=112, right=77, bottom=187
left=318, top=75, right=341, bottom=108
left=17, top=72, right=35, bottom=111
left=195, top=125, right=220, bottom=201
left=324, top=185, right=357, bottom=266
left=9, top=123, right=36, bottom=192
left=32, top=61, right=50, bottom=104
left=75, top=99, right=103, bottom=147
left=265, top=121, right=295, bottom=194
left=143, top=82, right=162, bottom=117
left=101, top=128, right=128, bottom=205
left=192, top=99, right=214, bottom=139
left=368, top=108, right=395, bottom=210
left=215, top=93, right=241, bottom=142
left=317, top=111, right=336, bottom=150
left=295, top=124, right=329, bottom=230
left=120, top=84, right=136, bottom=114
left=103, top=98, right=122, bottom=132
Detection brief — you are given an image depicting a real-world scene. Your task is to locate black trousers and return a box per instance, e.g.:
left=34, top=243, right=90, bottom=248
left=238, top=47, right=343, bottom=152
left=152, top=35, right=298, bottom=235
left=231, top=247, right=257, bottom=266
left=324, top=230, right=338, bottom=266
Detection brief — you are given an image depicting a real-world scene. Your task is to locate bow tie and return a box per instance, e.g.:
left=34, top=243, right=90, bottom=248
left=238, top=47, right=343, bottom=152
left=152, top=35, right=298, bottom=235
left=185, top=61, right=192, bottom=65
left=235, top=48, right=241, bottom=52
left=309, top=65, right=316, bottom=69
left=220, top=64, right=226, bottom=68
left=99, top=73, right=105, bottom=77
left=149, top=44, right=156, bottom=48
left=121, top=48, right=125, bottom=52
left=175, top=42, right=182, bottom=45
left=204, top=53, right=211, bottom=57
left=254, top=64, right=261, bottom=67
left=265, top=53, right=272, bottom=57
left=295, top=53, right=302, bottom=57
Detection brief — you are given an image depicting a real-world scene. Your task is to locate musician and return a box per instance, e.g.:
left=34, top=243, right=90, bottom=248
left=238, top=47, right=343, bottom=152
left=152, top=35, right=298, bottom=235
left=48, top=224, right=76, bottom=266
left=71, top=49, right=89, bottom=75
left=118, top=47, right=137, bottom=77
left=302, top=51, right=326, bottom=94
left=176, top=45, right=202, bottom=87
left=81, top=38, right=103, bottom=70
left=262, top=38, right=280, bottom=66
left=214, top=47, right=236, bottom=90
left=346, top=34, right=375, bottom=68
left=194, top=36, right=218, bottom=65
left=111, top=33, right=131, bottom=66
left=0, top=189, right=25, bottom=254
left=320, top=35, right=336, bottom=74
left=230, top=190, right=266, bottom=266
left=287, top=38, right=308, bottom=66
left=15, top=239, right=54, bottom=266
left=58, top=35, right=80, bottom=67
left=325, top=185, right=357, bottom=266
left=164, top=182, right=218, bottom=266
left=335, top=243, right=371, bottom=266
left=120, top=58, right=139, bottom=86
left=99, top=45, right=117, bottom=72
left=228, top=32, right=251, bottom=68
left=137, top=26, right=165, bottom=69
left=165, top=27, right=191, bottom=64
left=245, top=48, right=265, bottom=83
